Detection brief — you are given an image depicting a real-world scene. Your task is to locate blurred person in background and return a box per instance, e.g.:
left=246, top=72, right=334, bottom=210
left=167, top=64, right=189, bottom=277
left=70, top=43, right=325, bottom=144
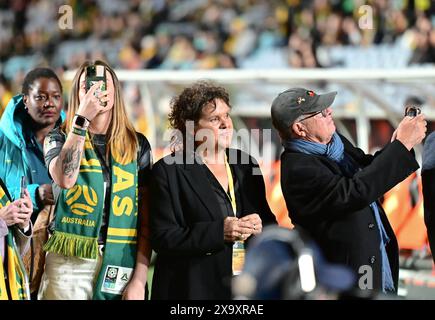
left=0, top=67, right=64, bottom=297
left=271, top=87, right=426, bottom=295
left=150, top=81, right=276, bottom=299
left=233, top=226, right=357, bottom=300
left=0, top=74, right=13, bottom=118
left=2, top=1, right=435, bottom=70
left=38, top=60, right=152, bottom=300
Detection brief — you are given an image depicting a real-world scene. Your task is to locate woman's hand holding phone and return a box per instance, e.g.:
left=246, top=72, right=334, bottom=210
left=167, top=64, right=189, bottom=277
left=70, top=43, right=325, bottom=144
left=76, top=80, right=110, bottom=122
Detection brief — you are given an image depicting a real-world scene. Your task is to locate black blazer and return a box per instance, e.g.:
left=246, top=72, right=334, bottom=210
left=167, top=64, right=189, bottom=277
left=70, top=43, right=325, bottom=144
left=150, top=149, right=276, bottom=300
left=280, top=134, right=419, bottom=293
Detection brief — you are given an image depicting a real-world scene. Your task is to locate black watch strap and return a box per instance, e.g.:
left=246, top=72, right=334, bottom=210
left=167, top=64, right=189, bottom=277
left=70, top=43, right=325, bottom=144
left=73, top=114, right=89, bottom=128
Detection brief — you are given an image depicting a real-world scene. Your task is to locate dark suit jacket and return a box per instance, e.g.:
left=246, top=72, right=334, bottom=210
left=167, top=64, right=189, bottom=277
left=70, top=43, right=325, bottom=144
left=280, top=134, right=419, bottom=293
left=150, top=149, right=276, bottom=300
left=422, top=132, right=435, bottom=262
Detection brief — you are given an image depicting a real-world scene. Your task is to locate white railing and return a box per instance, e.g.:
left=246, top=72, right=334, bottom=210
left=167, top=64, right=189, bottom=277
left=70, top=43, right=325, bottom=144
left=62, top=68, right=435, bottom=156
left=64, top=68, right=435, bottom=82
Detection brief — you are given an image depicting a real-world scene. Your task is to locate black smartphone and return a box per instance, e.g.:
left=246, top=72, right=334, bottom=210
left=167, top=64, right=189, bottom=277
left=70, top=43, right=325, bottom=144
left=20, top=176, right=27, bottom=198
left=405, top=105, right=421, bottom=118
left=86, top=65, right=107, bottom=107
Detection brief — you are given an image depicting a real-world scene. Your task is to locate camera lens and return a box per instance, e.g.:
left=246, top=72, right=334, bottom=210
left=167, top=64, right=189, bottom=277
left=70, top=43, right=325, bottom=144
left=405, top=106, right=421, bottom=118
left=407, top=110, right=417, bottom=117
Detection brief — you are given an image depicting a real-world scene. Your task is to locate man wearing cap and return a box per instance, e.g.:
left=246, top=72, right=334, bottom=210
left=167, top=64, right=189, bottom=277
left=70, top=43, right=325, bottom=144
left=271, top=88, right=426, bottom=295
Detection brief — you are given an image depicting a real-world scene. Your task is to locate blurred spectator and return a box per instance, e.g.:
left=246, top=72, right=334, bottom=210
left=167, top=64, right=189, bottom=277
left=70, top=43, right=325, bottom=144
left=0, top=0, right=435, bottom=89
left=0, top=74, right=12, bottom=118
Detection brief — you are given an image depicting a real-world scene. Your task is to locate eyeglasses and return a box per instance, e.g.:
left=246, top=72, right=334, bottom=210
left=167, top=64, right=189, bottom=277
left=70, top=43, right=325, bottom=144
left=298, top=108, right=329, bottom=122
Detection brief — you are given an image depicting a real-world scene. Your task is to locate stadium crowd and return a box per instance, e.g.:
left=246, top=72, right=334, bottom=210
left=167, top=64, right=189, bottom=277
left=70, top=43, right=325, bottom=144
left=0, top=1, right=435, bottom=93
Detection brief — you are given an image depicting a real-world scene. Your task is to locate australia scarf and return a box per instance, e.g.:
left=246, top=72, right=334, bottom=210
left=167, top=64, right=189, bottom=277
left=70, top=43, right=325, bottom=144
left=44, top=137, right=138, bottom=299
left=0, top=185, right=30, bottom=300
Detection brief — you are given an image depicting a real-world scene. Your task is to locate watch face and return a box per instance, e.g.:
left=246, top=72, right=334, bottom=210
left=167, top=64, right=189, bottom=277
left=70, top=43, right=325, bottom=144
left=75, top=116, right=86, bottom=127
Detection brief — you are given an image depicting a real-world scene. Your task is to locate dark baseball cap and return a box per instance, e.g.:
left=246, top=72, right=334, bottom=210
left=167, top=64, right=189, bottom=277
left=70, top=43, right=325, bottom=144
left=271, top=88, right=337, bottom=133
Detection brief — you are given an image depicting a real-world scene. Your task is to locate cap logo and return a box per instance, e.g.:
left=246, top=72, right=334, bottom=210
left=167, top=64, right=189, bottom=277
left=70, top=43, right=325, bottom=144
left=297, top=97, right=305, bottom=104
left=307, top=91, right=315, bottom=97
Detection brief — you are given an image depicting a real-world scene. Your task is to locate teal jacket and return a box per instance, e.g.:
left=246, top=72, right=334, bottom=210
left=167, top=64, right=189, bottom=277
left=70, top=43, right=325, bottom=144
left=0, top=94, right=65, bottom=212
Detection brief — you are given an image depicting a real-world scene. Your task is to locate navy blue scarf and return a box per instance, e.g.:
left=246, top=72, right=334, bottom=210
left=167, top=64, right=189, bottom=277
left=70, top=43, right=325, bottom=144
left=284, top=132, right=395, bottom=293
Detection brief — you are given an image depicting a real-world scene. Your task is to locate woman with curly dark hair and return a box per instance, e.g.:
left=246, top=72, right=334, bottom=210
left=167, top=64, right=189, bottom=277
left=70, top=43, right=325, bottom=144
left=149, top=81, right=276, bottom=299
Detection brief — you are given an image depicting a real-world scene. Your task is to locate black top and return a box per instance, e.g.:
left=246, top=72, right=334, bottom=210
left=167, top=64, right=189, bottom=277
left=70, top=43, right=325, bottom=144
left=202, top=164, right=242, bottom=218
left=45, top=127, right=152, bottom=243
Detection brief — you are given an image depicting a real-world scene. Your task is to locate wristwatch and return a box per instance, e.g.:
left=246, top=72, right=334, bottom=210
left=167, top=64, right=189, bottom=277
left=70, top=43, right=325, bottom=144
left=73, top=114, right=90, bottom=129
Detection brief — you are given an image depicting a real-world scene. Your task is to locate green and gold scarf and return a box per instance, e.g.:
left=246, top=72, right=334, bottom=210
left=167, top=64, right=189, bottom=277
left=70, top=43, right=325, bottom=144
left=0, top=185, right=30, bottom=300
left=44, top=137, right=138, bottom=300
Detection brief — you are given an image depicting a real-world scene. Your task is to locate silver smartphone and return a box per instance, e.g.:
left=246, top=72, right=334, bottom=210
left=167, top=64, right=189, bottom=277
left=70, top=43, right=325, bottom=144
left=20, top=176, right=27, bottom=198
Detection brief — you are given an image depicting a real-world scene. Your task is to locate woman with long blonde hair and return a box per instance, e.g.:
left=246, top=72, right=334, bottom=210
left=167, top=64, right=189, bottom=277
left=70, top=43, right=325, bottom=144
left=38, top=61, right=152, bottom=300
